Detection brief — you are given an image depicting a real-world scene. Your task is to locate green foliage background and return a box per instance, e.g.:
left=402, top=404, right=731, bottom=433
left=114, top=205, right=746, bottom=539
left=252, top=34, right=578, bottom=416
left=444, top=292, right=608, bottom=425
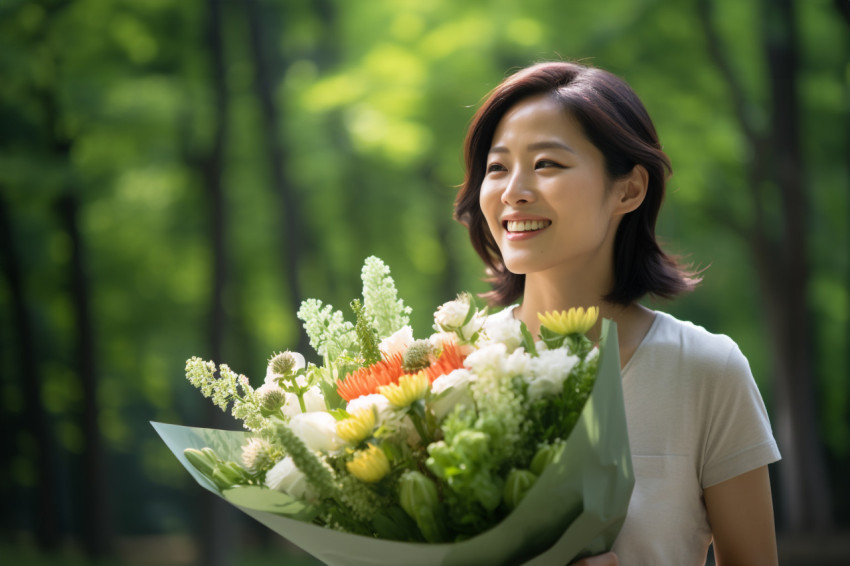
left=0, top=0, right=847, bottom=563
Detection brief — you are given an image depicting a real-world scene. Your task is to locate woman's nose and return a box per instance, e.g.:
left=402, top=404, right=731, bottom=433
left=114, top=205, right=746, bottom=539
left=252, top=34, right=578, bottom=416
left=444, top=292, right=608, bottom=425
left=501, top=171, right=536, bottom=205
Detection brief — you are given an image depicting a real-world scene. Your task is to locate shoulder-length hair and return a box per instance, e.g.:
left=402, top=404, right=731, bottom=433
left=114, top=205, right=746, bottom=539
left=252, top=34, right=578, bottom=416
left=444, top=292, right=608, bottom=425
left=454, top=61, right=699, bottom=306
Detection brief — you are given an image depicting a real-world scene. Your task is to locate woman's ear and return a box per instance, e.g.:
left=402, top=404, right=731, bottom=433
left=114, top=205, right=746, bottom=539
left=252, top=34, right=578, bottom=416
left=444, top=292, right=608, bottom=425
left=614, top=165, right=648, bottom=215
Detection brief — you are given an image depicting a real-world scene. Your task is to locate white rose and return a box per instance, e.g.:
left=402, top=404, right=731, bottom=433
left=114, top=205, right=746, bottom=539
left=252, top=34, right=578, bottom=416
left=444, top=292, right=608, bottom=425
left=434, top=299, right=469, bottom=329
left=434, top=298, right=485, bottom=342
left=526, top=349, right=579, bottom=401
left=379, top=325, right=414, bottom=358
left=265, top=456, right=316, bottom=501
left=429, top=369, right=475, bottom=420
left=288, top=412, right=343, bottom=452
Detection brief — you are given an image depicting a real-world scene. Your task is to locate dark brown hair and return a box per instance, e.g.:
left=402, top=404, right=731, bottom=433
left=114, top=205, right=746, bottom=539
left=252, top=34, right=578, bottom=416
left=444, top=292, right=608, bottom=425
left=454, top=61, right=699, bottom=306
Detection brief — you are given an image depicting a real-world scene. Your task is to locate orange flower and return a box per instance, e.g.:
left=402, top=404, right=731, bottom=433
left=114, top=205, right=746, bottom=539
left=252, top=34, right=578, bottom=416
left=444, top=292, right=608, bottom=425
left=336, top=353, right=405, bottom=401
left=422, top=342, right=466, bottom=383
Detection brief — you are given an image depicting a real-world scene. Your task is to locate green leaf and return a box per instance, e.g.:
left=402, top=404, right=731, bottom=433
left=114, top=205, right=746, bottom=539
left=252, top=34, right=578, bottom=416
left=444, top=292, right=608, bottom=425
left=327, top=408, right=351, bottom=421
left=519, top=322, right=539, bottom=357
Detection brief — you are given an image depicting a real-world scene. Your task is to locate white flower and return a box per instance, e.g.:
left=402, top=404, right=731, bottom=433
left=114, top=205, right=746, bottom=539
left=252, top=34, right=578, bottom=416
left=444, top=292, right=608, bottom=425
left=430, top=369, right=475, bottom=420
left=429, top=331, right=475, bottom=356
left=433, top=296, right=485, bottom=342
left=281, top=386, right=327, bottom=418
left=503, top=348, right=532, bottom=377
left=288, top=412, right=343, bottom=452
left=434, top=299, right=469, bottom=329
left=361, top=256, right=411, bottom=337
left=481, top=314, right=524, bottom=352
left=526, top=349, right=580, bottom=401
left=265, top=456, right=317, bottom=501
left=463, top=342, right=508, bottom=376
left=379, top=325, right=414, bottom=358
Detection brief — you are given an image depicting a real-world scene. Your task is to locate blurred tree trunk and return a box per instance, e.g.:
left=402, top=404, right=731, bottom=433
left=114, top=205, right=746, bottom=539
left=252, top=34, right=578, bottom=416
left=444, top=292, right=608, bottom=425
left=0, top=193, right=60, bottom=552
left=242, top=0, right=309, bottom=354
left=422, top=165, right=462, bottom=302
left=36, top=15, right=113, bottom=548
left=197, top=1, right=237, bottom=565
left=698, top=0, right=832, bottom=532
left=55, top=191, right=113, bottom=557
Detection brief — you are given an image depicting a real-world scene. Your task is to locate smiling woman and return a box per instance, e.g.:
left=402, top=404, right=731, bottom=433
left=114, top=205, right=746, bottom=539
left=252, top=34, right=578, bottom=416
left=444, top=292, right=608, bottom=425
left=456, top=63, right=698, bottom=312
left=455, top=61, right=781, bottom=566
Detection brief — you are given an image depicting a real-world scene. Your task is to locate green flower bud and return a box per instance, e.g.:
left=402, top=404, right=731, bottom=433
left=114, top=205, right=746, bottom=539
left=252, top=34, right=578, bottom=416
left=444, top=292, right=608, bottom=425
left=257, top=384, right=286, bottom=413
left=184, top=448, right=216, bottom=477
left=402, top=339, right=435, bottom=373
left=201, top=447, right=221, bottom=463
left=211, top=467, right=236, bottom=490
left=530, top=442, right=563, bottom=476
left=503, top=468, right=537, bottom=511
left=399, top=471, right=446, bottom=543
left=269, top=351, right=300, bottom=376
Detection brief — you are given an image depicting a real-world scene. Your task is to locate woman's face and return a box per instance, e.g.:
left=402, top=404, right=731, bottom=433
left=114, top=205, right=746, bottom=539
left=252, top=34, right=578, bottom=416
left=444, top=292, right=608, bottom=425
left=479, top=93, right=625, bottom=278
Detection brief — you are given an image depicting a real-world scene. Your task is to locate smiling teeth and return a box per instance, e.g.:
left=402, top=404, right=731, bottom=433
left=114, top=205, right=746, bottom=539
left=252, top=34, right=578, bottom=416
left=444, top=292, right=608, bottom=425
left=506, top=220, right=551, bottom=232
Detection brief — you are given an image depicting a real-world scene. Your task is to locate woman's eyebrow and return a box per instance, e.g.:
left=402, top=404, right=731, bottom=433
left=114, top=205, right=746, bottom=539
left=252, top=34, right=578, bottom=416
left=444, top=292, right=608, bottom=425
left=527, top=141, right=576, bottom=154
left=488, top=141, right=576, bottom=154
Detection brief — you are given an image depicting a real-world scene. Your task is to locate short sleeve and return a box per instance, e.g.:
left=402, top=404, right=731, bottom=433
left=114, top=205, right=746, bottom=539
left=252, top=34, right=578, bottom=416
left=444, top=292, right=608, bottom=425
left=700, top=344, right=781, bottom=488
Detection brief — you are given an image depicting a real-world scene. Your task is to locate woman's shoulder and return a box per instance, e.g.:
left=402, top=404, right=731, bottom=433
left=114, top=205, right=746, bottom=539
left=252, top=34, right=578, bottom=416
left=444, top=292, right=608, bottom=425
left=639, top=310, right=745, bottom=374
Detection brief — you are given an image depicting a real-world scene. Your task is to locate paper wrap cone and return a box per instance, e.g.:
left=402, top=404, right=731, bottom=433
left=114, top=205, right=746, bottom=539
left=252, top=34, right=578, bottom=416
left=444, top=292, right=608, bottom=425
left=154, top=319, right=633, bottom=565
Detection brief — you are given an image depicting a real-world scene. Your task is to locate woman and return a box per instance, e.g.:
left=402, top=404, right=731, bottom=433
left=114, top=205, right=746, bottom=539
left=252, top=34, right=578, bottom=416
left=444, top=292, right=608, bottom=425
left=455, top=62, right=781, bottom=565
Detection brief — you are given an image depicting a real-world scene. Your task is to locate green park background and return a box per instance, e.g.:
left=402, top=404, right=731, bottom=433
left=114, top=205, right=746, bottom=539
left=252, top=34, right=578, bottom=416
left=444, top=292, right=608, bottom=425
left=1, top=0, right=848, bottom=564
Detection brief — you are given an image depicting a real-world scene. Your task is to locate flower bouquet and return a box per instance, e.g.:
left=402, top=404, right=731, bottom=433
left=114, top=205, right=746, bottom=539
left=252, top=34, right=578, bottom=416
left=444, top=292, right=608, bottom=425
left=154, top=257, right=633, bottom=565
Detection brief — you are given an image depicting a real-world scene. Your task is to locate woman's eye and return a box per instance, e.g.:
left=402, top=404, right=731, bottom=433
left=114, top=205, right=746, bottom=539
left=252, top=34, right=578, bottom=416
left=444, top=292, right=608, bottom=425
left=487, top=163, right=506, bottom=173
left=535, top=160, right=562, bottom=169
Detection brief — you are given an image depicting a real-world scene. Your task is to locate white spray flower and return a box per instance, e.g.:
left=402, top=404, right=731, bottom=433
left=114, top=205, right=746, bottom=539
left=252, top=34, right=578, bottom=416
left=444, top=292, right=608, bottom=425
left=526, top=349, right=580, bottom=401
left=463, top=342, right=508, bottom=376
left=480, top=313, right=524, bottom=353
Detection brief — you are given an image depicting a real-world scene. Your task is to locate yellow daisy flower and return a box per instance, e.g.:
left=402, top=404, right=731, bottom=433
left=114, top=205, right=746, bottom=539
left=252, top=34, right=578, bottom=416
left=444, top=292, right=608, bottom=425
left=377, top=371, right=430, bottom=408
left=346, top=444, right=390, bottom=483
left=336, top=409, right=376, bottom=445
left=538, top=306, right=599, bottom=336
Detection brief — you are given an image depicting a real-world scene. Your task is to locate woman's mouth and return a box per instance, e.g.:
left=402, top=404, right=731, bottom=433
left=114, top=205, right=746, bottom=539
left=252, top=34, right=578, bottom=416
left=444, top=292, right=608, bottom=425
left=504, top=219, right=551, bottom=233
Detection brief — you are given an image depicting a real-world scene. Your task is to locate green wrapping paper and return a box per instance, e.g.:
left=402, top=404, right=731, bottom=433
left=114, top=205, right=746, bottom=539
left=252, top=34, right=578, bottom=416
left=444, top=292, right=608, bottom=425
left=154, top=319, right=633, bottom=565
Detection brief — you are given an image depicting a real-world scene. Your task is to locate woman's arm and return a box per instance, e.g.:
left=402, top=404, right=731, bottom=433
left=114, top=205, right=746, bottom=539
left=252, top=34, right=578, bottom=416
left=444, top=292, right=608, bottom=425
left=704, top=465, right=778, bottom=566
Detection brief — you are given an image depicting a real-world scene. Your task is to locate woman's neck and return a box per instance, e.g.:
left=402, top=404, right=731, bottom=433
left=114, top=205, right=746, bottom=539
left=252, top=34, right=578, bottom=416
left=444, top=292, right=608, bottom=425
left=515, top=268, right=618, bottom=339
left=512, top=271, right=656, bottom=368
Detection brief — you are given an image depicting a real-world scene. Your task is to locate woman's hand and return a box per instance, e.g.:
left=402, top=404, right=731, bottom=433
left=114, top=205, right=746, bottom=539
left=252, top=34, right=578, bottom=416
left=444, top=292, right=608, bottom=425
left=570, top=551, right=619, bottom=565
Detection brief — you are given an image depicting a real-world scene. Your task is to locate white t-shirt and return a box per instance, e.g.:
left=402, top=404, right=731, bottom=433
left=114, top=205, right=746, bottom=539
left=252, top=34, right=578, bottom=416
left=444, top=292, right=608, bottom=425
left=490, top=306, right=780, bottom=565
left=612, top=310, right=780, bottom=565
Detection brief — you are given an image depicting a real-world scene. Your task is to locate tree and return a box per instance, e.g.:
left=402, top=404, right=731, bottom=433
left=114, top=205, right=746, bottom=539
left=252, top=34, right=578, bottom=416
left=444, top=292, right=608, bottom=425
left=697, top=0, right=832, bottom=531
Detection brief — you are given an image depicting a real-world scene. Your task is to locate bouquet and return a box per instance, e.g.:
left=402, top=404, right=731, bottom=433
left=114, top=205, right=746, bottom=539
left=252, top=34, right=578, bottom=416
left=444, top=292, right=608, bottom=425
left=154, top=257, right=633, bottom=565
